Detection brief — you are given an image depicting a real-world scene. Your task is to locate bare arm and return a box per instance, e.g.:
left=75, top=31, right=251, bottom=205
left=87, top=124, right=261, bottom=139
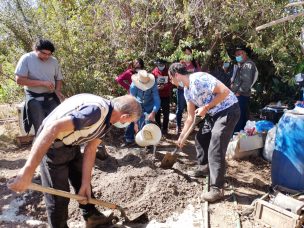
left=177, top=101, right=196, bottom=147
left=55, top=80, right=65, bottom=101
left=78, top=138, right=101, bottom=202
left=16, top=75, right=55, bottom=91
left=7, top=116, right=74, bottom=192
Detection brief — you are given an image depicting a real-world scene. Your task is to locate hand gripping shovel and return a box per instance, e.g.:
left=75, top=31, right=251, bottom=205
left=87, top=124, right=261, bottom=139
left=160, top=115, right=203, bottom=169
left=28, top=183, right=147, bottom=223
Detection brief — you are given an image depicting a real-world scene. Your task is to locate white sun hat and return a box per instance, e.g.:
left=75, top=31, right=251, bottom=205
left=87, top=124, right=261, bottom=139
left=131, top=70, right=155, bottom=91
left=135, top=123, right=162, bottom=147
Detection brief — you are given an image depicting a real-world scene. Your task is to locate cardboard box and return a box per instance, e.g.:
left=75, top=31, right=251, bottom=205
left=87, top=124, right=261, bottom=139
left=226, top=134, right=265, bottom=159
left=239, top=134, right=264, bottom=152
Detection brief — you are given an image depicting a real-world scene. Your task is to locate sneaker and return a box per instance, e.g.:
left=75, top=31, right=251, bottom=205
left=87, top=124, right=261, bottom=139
left=85, top=210, right=114, bottom=228
left=201, top=186, right=224, bottom=203
left=187, top=165, right=209, bottom=177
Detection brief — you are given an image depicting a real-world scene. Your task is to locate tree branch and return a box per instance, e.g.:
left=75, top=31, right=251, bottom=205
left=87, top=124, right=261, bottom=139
left=256, top=12, right=304, bottom=31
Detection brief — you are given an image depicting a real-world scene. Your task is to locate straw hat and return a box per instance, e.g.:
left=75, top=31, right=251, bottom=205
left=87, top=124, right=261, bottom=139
left=135, top=123, right=162, bottom=147
left=131, top=70, right=155, bottom=91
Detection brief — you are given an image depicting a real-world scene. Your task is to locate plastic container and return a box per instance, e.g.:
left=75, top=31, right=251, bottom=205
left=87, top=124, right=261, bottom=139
left=17, top=102, right=34, bottom=136
left=271, top=112, right=304, bottom=190
left=262, top=126, right=276, bottom=162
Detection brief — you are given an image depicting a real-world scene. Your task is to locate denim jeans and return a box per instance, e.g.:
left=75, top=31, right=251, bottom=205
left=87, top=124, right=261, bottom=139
left=234, top=95, right=250, bottom=132
left=176, top=88, right=187, bottom=129
left=195, top=103, right=240, bottom=188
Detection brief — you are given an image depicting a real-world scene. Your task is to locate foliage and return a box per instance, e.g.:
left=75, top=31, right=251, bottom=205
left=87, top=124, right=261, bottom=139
left=0, top=0, right=303, bottom=108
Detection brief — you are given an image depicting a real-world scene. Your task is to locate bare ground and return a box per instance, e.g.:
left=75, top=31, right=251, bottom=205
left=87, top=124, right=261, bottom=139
left=0, top=109, right=270, bottom=228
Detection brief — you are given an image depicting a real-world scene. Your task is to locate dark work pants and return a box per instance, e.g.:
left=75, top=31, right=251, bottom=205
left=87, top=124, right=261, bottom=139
left=28, top=98, right=59, bottom=134
left=155, top=97, right=170, bottom=133
left=195, top=103, right=240, bottom=188
left=234, top=95, right=249, bottom=132
left=176, top=88, right=187, bottom=129
left=40, top=145, right=98, bottom=228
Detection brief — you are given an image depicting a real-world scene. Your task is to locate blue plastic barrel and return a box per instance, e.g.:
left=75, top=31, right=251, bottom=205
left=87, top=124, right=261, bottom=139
left=271, top=112, right=304, bottom=191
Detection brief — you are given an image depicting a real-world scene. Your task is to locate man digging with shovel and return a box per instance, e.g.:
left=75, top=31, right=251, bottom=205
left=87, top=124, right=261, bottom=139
left=168, top=63, right=240, bottom=202
left=8, top=94, right=142, bottom=228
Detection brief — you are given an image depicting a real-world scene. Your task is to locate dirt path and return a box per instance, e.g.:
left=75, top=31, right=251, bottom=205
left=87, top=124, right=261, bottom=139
left=0, top=119, right=270, bottom=227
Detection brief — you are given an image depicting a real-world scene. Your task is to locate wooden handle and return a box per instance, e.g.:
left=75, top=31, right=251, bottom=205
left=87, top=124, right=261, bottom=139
left=28, top=183, right=117, bottom=209
left=180, top=115, right=203, bottom=145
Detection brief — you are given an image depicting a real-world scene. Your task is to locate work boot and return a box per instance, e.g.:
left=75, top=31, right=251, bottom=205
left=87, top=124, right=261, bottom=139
left=85, top=210, right=114, bottom=228
left=187, top=165, right=209, bottom=177
left=201, top=186, right=224, bottom=203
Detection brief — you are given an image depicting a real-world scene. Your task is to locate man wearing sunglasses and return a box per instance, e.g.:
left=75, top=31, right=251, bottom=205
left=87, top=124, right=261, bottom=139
left=15, top=39, right=65, bottom=134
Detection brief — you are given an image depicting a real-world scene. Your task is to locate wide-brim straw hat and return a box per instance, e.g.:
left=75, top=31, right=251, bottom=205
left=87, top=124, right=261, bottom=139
left=135, top=123, right=162, bottom=147
left=131, top=70, right=155, bottom=91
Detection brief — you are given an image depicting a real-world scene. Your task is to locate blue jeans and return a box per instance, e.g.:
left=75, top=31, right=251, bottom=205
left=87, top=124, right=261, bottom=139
left=176, top=88, right=187, bottom=129
left=234, top=95, right=249, bottom=132
left=124, top=113, right=150, bottom=142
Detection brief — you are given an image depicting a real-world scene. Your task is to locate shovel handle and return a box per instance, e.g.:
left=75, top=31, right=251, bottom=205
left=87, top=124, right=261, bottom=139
left=179, top=115, right=204, bottom=145
left=28, top=183, right=118, bottom=209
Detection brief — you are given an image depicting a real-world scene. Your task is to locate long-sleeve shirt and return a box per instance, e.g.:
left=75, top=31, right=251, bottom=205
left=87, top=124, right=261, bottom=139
left=130, top=81, right=160, bottom=114
left=115, top=69, right=135, bottom=91
left=231, top=59, right=258, bottom=97
left=151, top=67, right=173, bottom=98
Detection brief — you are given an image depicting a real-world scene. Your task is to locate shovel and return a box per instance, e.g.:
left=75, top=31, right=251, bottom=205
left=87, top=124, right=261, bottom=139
left=160, top=115, right=203, bottom=169
left=28, top=183, right=147, bottom=223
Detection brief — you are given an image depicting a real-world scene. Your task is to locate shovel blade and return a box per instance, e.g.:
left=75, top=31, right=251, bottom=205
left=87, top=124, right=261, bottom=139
left=119, top=207, right=148, bottom=223
left=160, top=152, right=178, bottom=169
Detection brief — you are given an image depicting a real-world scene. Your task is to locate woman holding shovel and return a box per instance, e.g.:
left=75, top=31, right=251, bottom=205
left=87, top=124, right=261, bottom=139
left=168, top=63, right=240, bottom=203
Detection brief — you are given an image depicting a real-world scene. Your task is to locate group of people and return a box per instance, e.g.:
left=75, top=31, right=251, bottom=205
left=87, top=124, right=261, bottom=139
left=116, top=46, right=203, bottom=148
left=8, top=39, right=258, bottom=227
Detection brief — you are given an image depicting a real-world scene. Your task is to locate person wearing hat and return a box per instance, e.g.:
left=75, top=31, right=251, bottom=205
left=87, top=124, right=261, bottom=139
left=168, top=62, right=240, bottom=203
left=8, top=94, right=142, bottom=227
left=123, top=70, right=161, bottom=146
left=152, top=59, right=173, bottom=136
left=231, top=46, right=258, bottom=132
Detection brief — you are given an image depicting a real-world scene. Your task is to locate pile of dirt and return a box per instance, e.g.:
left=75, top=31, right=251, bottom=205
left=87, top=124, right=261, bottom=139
left=92, top=148, right=202, bottom=222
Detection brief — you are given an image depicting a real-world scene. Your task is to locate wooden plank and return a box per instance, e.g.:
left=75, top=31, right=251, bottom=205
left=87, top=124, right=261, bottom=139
left=16, top=135, right=34, bottom=146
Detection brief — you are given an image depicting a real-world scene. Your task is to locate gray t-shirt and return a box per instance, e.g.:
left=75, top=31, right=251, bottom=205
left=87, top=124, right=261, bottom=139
left=15, top=51, right=63, bottom=93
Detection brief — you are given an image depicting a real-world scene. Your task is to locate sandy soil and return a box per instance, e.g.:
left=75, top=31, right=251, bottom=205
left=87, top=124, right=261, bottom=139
left=0, top=112, right=271, bottom=228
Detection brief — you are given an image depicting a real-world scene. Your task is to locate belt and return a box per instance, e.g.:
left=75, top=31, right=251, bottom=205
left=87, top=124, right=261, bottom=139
left=34, top=97, right=54, bottom=101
